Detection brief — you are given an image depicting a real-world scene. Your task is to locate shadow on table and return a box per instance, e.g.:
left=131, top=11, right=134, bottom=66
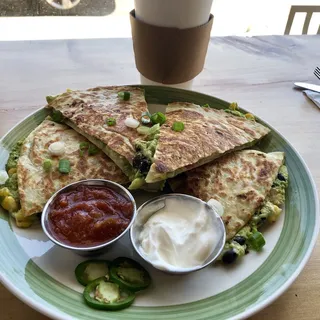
left=0, top=0, right=116, bottom=17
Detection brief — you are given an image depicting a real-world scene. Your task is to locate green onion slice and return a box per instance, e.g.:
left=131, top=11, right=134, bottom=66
left=43, top=159, right=52, bottom=172
left=59, top=159, right=71, bottom=174
left=79, top=142, right=89, bottom=157
left=46, top=95, right=57, bottom=104
left=247, top=231, right=266, bottom=251
left=88, top=145, right=99, bottom=156
left=118, top=91, right=131, bottom=101
left=150, top=112, right=166, bottom=125
left=137, top=126, right=150, bottom=135
left=202, top=104, right=210, bottom=108
left=172, top=121, right=185, bottom=132
left=141, top=112, right=151, bottom=124
left=51, top=110, right=64, bottom=123
left=79, top=142, right=89, bottom=150
left=106, top=117, right=116, bottom=126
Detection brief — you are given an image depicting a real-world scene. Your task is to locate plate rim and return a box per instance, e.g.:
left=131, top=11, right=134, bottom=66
left=0, top=86, right=319, bottom=320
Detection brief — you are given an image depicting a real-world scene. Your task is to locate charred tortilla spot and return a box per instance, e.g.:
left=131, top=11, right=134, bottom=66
left=259, top=168, right=268, bottom=178
left=237, top=190, right=258, bottom=201
left=235, top=222, right=242, bottom=229
left=155, top=162, right=169, bottom=173
left=257, top=153, right=267, bottom=158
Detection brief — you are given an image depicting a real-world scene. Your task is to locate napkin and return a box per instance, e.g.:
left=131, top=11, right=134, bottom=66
left=304, top=90, right=320, bottom=108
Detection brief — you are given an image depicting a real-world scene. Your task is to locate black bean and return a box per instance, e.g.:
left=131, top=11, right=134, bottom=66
left=222, top=249, right=238, bottom=264
left=277, top=173, right=286, bottom=181
left=233, top=236, right=246, bottom=245
left=132, top=154, right=144, bottom=169
left=139, top=158, right=151, bottom=174
left=132, top=153, right=151, bottom=173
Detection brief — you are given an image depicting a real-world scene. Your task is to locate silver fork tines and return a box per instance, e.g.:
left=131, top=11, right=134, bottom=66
left=314, top=67, right=320, bottom=80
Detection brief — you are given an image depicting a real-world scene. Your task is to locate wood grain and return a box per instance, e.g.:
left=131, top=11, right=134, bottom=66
left=0, top=35, right=319, bottom=320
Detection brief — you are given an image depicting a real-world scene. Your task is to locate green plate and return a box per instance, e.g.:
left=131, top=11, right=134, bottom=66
left=0, top=86, right=318, bottom=320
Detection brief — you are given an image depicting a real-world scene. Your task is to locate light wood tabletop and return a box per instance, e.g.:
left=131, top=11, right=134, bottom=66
left=0, top=35, right=319, bottom=320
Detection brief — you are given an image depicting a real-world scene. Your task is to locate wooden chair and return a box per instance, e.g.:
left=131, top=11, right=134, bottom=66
left=284, top=5, right=320, bottom=35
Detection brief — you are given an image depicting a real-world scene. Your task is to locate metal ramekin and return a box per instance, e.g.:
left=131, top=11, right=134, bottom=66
left=41, top=179, right=136, bottom=256
left=130, top=193, right=226, bottom=275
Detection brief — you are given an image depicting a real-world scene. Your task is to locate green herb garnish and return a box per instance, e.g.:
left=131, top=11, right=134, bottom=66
left=79, top=142, right=89, bottom=157
left=46, top=95, right=57, bottom=104
left=52, top=110, right=64, bottom=123
left=202, top=104, right=210, bottom=108
left=59, top=159, right=70, bottom=174
left=88, top=145, right=99, bottom=156
left=137, top=126, right=150, bottom=135
left=79, top=142, right=89, bottom=150
left=43, top=159, right=52, bottom=172
left=247, top=231, right=266, bottom=251
left=150, top=112, right=166, bottom=125
left=172, top=121, right=185, bottom=132
left=118, top=91, right=131, bottom=101
left=106, top=118, right=116, bottom=126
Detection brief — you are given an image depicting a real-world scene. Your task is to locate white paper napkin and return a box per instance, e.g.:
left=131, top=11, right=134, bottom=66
left=304, top=90, right=320, bottom=108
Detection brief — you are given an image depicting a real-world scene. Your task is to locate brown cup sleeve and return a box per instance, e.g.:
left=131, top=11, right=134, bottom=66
left=130, top=10, right=213, bottom=84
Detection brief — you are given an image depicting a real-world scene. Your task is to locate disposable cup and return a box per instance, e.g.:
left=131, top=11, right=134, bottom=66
left=134, top=0, right=213, bottom=89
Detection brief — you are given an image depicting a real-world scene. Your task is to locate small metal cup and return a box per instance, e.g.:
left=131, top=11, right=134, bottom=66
left=41, top=179, right=136, bottom=256
left=130, top=193, right=226, bottom=274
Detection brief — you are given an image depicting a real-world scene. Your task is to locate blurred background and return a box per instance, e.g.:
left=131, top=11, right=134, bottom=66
left=0, top=0, right=319, bottom=40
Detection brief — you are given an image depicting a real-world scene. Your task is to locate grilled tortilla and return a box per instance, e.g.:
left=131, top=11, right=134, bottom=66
left=143, top=102, right=270, bottom=184
left=169, top=149, right=284, bottom=240
left=47, top=88, right=270, bottom=189
left=46, top=86, right=149, bottom=179
left=17, top=119, right=128, bottom=217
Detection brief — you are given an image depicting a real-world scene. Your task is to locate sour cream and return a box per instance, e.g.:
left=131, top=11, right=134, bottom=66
left=48, top=141, right=65, bottom=156
left=138, top=197, right=220, bottom=271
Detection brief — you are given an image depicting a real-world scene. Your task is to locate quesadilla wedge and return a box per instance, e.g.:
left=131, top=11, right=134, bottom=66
left=0, top=119, right=128, bottom=227
left=46, top=86, right=150, bottom=180
left=131, top=102, right=270, bottom=187
left=169, top=149, right=288, bottom=263
left=47, top=86, right=270, bottom=190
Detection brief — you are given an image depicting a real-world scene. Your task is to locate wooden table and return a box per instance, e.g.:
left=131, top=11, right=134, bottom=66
left=0, top=35, right=319, bottom=320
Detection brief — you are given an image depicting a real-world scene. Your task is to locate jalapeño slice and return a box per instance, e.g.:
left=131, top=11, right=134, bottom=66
left=110, top=257, right=151, bottom=292
left=83, top=277, right=135, bottom=311
left=75, top=259, right=110, bottom=286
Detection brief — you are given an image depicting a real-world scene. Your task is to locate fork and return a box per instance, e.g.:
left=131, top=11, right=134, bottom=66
left=314, top=67, right=320, bottom=80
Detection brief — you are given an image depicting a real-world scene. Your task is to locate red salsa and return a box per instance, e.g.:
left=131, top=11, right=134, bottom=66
left=48, top=185, right=134, bottom=247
